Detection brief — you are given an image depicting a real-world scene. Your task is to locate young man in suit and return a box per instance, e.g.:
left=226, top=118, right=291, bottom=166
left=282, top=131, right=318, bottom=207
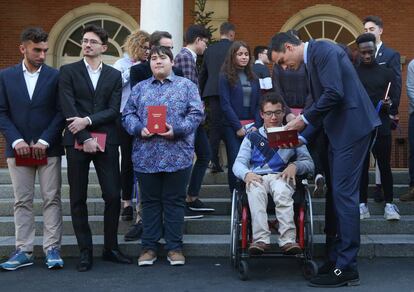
left=269, top=32, right=381, bottom=287
left=0, top=27, right=65, bottom=270
left=174, top=24, right=214, bottom=219
left=199, top=22, right=236, bottom=173
left=253, top=46, right=272, bottom=90
left=363, top=15, right=402, bottom=201
left=59, top=24, right=132, bottom=272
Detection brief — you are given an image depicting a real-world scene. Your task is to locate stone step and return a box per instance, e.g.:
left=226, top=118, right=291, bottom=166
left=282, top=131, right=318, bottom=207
left=0, top=169, right=409, bottom=185
left=0, top=198, right=413, bottom=217
left=1, top=234, right=414, bottom=258
left=0, top=214, right=413, bottom=237
left=0, top=183, right=410, bottom=200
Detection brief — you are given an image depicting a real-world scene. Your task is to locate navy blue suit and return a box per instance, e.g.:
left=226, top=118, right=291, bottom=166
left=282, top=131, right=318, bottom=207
left=302, top=40, right=381, bottom=270
left=0, top=63, right=64, bottom=157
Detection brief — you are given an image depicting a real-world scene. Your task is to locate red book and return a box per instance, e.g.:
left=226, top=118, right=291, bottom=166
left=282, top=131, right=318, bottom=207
left=147, top=105, right=167, bottom=133
left=15, top=149, right=48, bottom=167
left=266, top=127, right=299, bottom=148
left=74, top=132, right=107, bottom=152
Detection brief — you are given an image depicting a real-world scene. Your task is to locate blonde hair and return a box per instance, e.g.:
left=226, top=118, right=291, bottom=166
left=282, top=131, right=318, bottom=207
left=123, top=30, right=150, bottom=61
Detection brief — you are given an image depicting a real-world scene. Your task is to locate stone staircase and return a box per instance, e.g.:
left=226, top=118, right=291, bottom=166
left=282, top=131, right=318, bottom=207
left=0, top=169, right=413, bottom=259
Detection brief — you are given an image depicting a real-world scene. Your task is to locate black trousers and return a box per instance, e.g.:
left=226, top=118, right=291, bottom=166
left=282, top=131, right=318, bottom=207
left=360, top=133, right=394, bottom=203
left=207, top=95, right=224, bottom=166
left=66, top=145, right=121, bottom=251
left=119, top=124, right=134, bottom=201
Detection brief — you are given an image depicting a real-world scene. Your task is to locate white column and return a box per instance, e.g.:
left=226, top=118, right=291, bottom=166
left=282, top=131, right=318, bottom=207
left=140, top=0, right=183, bottom=56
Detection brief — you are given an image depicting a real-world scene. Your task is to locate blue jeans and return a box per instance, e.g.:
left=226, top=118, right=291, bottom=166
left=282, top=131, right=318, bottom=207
left=136, top=167, right=191, bottom=252
left=409, top=113, right=414, bottom=186
left=222, top=126, right=243, bottom=193
left=188, top=126, right=211, bottom=197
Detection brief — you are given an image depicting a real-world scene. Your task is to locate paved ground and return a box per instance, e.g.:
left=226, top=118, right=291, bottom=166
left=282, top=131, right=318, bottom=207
left=1, top=257, right=413, bottom=291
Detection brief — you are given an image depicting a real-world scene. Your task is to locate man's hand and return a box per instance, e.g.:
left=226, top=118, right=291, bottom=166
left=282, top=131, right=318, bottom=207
left=158, top=123, right=174, bottom=139
left=285, top=113, right=296, bottom=123
left=244, top=172, right=263, bottom=191
left=141, top=127, right=155, bottom=138
left=285, top=115, right=306, bottom=132
left=281, top=163, right=297, bottom=186
left=31, top=142, right=47, bottom=159
left=15, top=141, right=31, bottom=158
left=236, top=127, right=247, bottom=137
left=67, top=117, right=89, bottom=134
left=82, top=139, right=103, bottom=153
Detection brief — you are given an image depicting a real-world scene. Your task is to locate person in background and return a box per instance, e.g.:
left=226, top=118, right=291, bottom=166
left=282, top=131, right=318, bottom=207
left=219, top=41, right=262, bottom=193
left=113, top=30, right=150, bottom=231
left=253, top=46, right=272, bottom=90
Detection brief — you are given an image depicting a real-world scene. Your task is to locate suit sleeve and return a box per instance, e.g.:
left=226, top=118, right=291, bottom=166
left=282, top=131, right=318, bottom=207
left=252, top=80, right=263, bottom=128
left=198, top=53, right=208, bottom=96
left=130, top=65, right=139, bottom=90
left=303, top=48, right=345, bottom=127
left=219, top=74, right=243, bottom=132
left=388, top=51, right=401, bottom=114
left=0, top=71, right=24, bottom=145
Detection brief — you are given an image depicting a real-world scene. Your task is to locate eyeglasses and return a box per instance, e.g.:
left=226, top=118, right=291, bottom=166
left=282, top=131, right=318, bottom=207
left=81, top=38, right=102, bottom=46
left=161, top=45, right=174, bottom=50
left=263, top=110, right=284, bottom=117
left=140, top=45, right=150, bottom=51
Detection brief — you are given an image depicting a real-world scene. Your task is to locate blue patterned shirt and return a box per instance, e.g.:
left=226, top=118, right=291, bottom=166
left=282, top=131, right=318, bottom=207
left=122, top=74, right=203, bottom=173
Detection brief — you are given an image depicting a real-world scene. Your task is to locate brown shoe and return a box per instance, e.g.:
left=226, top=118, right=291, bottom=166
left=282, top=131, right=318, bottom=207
left=138, top=249, right=157, bottom=266
left=281, top=242, right=302, bottom=255
left=400, top=187, right=414, bottom=201
left=167, top=250, right=185, bottom=266
left=248, top=241, right=271, bottom=255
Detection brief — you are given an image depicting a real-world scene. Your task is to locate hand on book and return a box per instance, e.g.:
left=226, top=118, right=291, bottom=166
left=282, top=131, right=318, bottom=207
left=83, top=139, right=104, bottom=153
left=285, top=115, right=305, bottom=132
left=141, top=127, right=155, bottom=138
left=158, top=123, right=174, bottom=139
left=31, top=142, right=47, bottom=159
left=67, top=117, right=89, bottom=134
left=15, top=141, right=31, bottom=158
left=278, top=140, right=303, bottom=149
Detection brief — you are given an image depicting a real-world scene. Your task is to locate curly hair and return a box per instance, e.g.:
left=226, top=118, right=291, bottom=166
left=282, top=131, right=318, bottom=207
left=123, top=30, right=150, bottom=61
left=221, top=41, right=255, bottom=87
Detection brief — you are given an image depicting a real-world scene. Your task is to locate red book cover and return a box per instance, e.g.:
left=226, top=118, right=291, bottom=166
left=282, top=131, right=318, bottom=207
left=14, top=149, right=48, bottom=166
left=266, top=127, right=299, bottom=148
left=74, top=132, right=107, bottom=152
left=147, top=105, right=167, bottom=134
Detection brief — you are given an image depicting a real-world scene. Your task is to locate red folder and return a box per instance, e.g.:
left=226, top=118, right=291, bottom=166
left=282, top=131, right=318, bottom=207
left=74, top=132, right=107, bottom=152
left=147, top=105, right=167, bottom=133
left=14, top=149, right=48, bottom=166
left=266, top=127, right=299, bottom=148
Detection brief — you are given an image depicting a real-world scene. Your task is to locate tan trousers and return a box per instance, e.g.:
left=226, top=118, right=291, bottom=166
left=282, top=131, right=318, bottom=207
left=246, top=173, right=296, bottom=246
left=7, top=157, right=62, bottom=254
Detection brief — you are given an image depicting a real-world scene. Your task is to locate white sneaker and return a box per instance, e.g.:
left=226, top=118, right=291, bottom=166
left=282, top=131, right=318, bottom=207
left=384, top=203, right=400, bottom=221
left=313, top=174, right=325, bottom=196
left=359, top=203, right=370, bottom=219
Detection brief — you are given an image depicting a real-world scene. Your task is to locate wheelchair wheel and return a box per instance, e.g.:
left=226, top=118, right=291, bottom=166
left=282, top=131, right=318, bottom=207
left=302, top=260, right=318, bottom=280
left=230, top=189, right=240, bottom=268
left=304, top=188, right=314, bottom=260
left=238, top=260, right=249, bottom=281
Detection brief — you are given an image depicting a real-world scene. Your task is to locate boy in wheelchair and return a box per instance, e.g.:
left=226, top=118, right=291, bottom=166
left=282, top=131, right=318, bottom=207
left=233, top=93, right=314, bottom=255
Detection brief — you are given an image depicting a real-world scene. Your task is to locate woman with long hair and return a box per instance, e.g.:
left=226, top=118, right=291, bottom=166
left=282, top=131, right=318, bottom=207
left=219, top=41, right=262, bottom=192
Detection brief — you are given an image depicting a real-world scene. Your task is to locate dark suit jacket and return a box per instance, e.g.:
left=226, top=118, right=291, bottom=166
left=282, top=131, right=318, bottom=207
left=218, top=73, right=262, bottom=131
left=376, top=43, right=401, bottom=115
left=0, top=63, right=64, bottom=157
left=130, top=61, right=183, bottom=89
left=302, top=40, right=381, bottom=149
left=253, top=63, right=270, bottom=79
left=59, top=60, right=122, bottom=146
left=199, top=39, right=232, bottom=98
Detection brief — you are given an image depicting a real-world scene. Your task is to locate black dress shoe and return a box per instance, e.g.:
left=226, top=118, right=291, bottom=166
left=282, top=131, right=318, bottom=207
left=102, top=249, right=132, bottom=264
left=77, top=249, right=93, bottom=272
left=124, top=222, right=143, bottom=241
left=318, top=261, right=335, bottom=275
left=210, top=162, right=223, bottom=173
left=121, top=206, right=133, bottom=221
left=309, top=268, right=360, bottom=287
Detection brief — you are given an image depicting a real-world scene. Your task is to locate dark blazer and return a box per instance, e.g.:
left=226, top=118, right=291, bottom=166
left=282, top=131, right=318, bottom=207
left=199, top=39, right=232, bottom=98
left=302, top=40, right=381, bottom=148
left=376, top=43, right=401, bottom=115
left=218, top=73, right=262, bottom=131
left=253, top=63, right=270, bottom=79
left=59, top=60, right=122, bottom=146
left=130, top=61, right=183, bottom=89
left=0, top=63, right=64, bottom=157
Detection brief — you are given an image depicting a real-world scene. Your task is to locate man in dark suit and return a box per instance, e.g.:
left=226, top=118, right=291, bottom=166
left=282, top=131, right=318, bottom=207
left=130, top=31, right=183, bottom=89
left=253, top=46, right=272, bottom=91
left=363, top=15, right=402, bottom=201
left=0, top=27, right=65, bottom=270
left=59, top=24, right=131, bottom=272
left=269, top=33, right=381, bottom=287
left=199, top=22, right=236, bottom=173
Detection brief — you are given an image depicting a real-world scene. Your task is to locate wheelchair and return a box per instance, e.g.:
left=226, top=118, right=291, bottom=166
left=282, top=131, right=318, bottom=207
left=230, top=176, right=318, bottom=280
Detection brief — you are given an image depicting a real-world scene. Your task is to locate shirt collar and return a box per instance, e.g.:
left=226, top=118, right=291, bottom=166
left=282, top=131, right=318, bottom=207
left=83, top=58, right=103, bottom=72
left=22, top=62, right=42, bottom=74
left=303, top=42, right=309, bottom=65
left=255, top=60, right=264, bottom=65
left=184, top=47, right=197, bottom=62
left=375, top=42, right=383, bottom=57
left=151, top=72, right=176, bottom=84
